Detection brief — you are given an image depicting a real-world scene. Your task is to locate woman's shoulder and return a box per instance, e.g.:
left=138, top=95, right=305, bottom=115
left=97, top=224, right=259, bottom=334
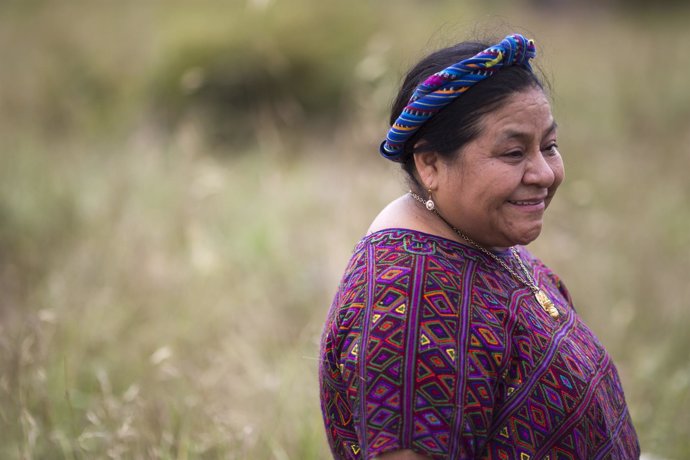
left=367, top=194, right=463, bottom=243
left=354, top=228, right=475, bottom=260
left=333, top=229, right=476, bottom=305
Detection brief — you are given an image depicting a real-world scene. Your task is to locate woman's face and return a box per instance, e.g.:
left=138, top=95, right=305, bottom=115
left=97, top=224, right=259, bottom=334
left=433, top=87, right=564, bottom=249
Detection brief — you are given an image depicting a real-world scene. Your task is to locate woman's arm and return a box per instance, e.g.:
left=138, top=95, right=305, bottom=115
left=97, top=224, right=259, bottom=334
left=376, top=450, right=431, bottom=460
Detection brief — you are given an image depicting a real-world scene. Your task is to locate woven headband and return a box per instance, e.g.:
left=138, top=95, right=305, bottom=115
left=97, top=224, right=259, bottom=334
left=380, top=33, right=537, bottom=162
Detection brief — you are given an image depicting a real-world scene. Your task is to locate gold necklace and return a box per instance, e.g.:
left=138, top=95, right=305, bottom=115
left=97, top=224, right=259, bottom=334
left=409, top=191, right=560, bottom=319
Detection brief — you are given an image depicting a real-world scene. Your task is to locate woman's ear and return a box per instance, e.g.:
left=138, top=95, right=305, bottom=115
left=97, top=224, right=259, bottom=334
left=413, top=150, right=441, bottom=191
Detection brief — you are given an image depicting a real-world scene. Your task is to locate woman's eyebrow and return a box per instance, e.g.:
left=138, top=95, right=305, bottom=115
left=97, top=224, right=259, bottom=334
left=497, top=120, right=558, bottom=142
left=545, top=120, right=558, bottom=136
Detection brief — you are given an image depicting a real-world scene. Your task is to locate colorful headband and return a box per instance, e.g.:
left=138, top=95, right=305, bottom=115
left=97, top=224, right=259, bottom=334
left=379, top=33, right=537, bottom=162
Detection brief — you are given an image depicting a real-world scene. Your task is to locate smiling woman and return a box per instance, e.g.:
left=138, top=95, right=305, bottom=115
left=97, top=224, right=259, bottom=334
left=319, top=34, right=640, bottom=459
left=413, top=88, right=563, bottom=249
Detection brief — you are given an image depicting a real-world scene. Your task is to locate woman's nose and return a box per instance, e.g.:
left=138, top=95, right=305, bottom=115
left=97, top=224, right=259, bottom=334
left=523, top=151, right=555, bottom=187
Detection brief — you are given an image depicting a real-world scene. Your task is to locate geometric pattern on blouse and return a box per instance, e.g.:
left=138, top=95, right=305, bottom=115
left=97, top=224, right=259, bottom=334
left=320, top=229, right=639, bottom=459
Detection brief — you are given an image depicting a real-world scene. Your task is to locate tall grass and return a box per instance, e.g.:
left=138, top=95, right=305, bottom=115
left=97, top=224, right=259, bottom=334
left=0, top=1, right=689, bottom=459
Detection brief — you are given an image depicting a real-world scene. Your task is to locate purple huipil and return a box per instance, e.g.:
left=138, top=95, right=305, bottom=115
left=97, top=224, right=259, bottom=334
left=320, top=229, right=639, bottom=459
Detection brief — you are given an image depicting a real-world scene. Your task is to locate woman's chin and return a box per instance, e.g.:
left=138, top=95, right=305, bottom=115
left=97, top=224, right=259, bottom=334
left=509, top=225, right=543, bottom=246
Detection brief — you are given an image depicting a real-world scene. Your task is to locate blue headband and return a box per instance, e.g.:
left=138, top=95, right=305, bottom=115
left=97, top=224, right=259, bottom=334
left=380, top=33, right=537, bottom=162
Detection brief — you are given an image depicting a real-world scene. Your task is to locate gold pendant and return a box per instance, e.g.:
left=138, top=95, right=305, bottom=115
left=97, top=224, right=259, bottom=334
left=535, top=289, right=559, bottom=319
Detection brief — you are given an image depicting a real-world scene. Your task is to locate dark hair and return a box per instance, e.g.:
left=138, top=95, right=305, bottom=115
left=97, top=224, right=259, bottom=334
left=391, top=40, right=546, bottom=189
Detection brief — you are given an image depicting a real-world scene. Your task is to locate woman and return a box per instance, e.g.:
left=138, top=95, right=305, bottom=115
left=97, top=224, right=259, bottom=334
left=319, top=34, right=640, bottom=459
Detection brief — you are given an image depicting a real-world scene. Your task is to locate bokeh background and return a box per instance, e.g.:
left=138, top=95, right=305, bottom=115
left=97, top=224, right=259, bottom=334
left=1, top=1, right=689, bottom=458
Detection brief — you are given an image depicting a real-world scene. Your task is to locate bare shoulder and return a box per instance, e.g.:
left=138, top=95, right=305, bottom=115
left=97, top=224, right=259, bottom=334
left=367, top=195, right=422, bottom=234
left=367, top=194, right=457, bottom=243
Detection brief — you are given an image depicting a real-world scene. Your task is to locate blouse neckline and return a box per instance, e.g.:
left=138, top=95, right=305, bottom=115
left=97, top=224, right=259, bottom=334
left=360, top=227, right=516, bottom=259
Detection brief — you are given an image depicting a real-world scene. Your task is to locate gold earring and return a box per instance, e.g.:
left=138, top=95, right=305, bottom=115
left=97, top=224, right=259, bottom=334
left=425, top=188, right=435, bottom=211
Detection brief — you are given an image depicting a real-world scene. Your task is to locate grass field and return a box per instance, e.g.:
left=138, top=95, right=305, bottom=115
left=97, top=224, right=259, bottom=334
left=1, top=1, right=689, bottom=459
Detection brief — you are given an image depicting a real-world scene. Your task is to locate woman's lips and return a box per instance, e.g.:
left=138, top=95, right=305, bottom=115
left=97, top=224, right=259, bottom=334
left=507, top=198, right=546, bottom=211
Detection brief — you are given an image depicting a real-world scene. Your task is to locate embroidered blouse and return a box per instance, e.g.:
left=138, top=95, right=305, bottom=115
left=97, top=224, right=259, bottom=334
left=319, top=229, right=639, bottom=459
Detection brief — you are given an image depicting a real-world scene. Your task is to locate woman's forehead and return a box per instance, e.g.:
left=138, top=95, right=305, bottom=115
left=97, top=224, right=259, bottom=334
left=494, top=121, right=558, bottom=142
left=481, top=90, right=555, bottom=135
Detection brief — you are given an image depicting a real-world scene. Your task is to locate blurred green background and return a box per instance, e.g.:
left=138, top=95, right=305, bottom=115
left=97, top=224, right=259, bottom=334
left=1, top=1, right=689, bottom=458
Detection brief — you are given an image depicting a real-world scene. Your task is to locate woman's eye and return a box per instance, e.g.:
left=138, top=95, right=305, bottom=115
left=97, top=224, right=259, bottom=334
left=504, top=150, right=523, bottom=158
left=544, top=143, right=559, bottom=155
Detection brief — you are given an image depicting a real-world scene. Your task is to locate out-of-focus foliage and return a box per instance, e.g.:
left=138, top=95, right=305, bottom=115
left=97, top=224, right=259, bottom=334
left=529, top=0, right=688, bottom=7
left=1, top=1, right=689, bottom=459
left=149, top=1, right=378, bottom=145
